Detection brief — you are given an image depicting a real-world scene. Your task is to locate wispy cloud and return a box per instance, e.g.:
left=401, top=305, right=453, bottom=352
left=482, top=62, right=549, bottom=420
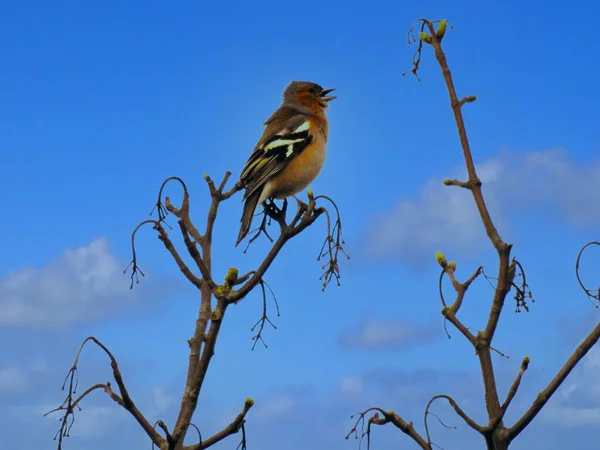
left=365, top=148, right=600, bottom=262
left=0, top=365, right=27, bottom=394
left=337, top=316, right=440, bottom=351
left=0, top=237, right=177, bottom=328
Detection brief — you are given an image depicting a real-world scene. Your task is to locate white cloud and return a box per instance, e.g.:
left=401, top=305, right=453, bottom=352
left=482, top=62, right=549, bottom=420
left=366, top=148, right=600, bottom=261
left=253, top=393, right=298, bottom=422
left=337, top=316, right=439, bottom=350
left=543, top=406, right=600, bottom=427
left=36, top=402, right=126, bottom=439
left=339, top=376, right=363, bottom=396
left=0, top=237, right=168, bottom=328
left=148, top=387, right=176, bottom=416
left=0, top=360, right=50, bottom=398
left=0, top=365, right=27, bottom=393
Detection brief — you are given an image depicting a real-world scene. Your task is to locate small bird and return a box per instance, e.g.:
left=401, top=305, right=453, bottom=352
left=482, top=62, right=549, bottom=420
left=236, top=81, right=337, bottom=246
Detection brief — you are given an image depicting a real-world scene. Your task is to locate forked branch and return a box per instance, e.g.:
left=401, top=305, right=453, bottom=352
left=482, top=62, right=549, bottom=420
left=346, top=407, right=431, bottom=450
left=52, top=170, right=346, bottom=450
left=507, top=322, right=600, bottom=440
left=45, top=336, right=163, bottom=449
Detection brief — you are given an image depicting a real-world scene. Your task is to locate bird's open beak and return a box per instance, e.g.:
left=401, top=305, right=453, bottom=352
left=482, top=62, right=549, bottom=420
left=320, top=88, right=337, bottom=102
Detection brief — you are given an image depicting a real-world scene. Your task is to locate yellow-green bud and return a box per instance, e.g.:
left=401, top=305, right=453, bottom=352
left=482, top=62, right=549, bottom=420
left=448, top=261, right=457, bottom=270
left=419, top=32, right=433, bottom=44
left=435, top=251, right=447, bottom=266
left=436, top=20, right=448, bottom=40
left=245, top=398, right=255, bottom=406
left=224, top=267, right=239, bottom=285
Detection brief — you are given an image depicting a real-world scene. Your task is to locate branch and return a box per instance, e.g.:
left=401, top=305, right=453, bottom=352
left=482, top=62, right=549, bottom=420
left=314, top=194, right=350, bottom=290
left=228, top=195, right=333, bottom=302
left=575, top=241, right=600, bottom=303
left=411, top=18, right=520, bottom=427
left=120, top=173, right=345, bottom=449
left=185, top=399, right=254, bottom=450
left=423, top=20, right=505, bottom=253
left=47, top=337, right=163, bottom=449
left=249, top=278, right=280, bottom=350
left=424, top=394, right=484, bottom=446
left=154, top=221, right=204, bottom=289
left=499, top=357, right=529, bottom=409
left=484, top=356, right=529, bottom=433
left=507, top=322, right=600, bottom=440
left=346, top=407, right=431, bottom=450
left=436, top=255, right=481, bottom=343
left=123, top=219, right=154, bottom=288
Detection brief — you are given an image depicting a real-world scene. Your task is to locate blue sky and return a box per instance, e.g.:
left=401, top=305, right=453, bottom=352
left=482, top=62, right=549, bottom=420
left=2, top=0, right=600, bottom=448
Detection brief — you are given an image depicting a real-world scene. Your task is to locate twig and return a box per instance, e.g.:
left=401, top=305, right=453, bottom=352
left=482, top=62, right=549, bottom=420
left=507, top=322, right=600, bottom=440
left=185, top=399, right=254, bottom=449
left=424, top=394, right=484, bottom=446
left=346, top=407, right=431, bottom=450
left=249, top=278, right=280, bottom=350
left=575, top=241, right=600, bottom=304
left=46, top=337, right=163, bottom=449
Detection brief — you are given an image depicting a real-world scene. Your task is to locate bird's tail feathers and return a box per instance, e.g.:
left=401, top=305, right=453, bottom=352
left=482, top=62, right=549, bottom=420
left=236, top=189, right=262, bottom=247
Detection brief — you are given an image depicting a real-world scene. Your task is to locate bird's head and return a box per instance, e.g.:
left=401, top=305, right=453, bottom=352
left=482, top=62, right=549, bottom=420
left=283, top=81, right=337, bottom=108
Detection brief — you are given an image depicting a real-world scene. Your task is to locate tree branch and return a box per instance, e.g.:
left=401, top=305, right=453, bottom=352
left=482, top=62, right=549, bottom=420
left=227, top=198, right=326, bottom=302
left=483, top=356, right=530, bottom=433
left=47, top=337, right=163, bottom=449
left=347, top=407, right=431, bottom=450
left=424, top=394, right=484, bottom=446
left=508, top=322, right=600, bottom=440
left=185, top=399, right=254, bottom=449
left=154, top=221, right=203, bottom=289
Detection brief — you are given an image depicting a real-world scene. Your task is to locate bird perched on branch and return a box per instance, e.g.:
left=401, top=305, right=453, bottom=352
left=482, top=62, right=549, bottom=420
left=235, top=80, right=337, bottom=246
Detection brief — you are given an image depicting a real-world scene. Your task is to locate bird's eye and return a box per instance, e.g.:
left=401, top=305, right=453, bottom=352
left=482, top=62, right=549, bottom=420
left=308, top=87, right=317, bottom=95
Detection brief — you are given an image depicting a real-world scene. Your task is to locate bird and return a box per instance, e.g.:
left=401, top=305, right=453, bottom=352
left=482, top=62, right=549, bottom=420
left=235, top=80, right=337, bottom=246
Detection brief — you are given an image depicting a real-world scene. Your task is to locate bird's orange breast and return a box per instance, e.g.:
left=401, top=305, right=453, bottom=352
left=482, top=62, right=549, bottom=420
left=267, top=132, right=327, bottom=199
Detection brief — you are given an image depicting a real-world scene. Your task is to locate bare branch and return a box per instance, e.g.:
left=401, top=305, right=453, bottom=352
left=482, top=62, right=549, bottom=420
left=424, top=394, right=484, bottom=445
left=510, top=259, right=535, bottom=313
left=185, top=399, right=254, bottom=450
left=436, top=258, right=481, bottom=343
left=47, top=337, right=163, bottom=449
left=508, top=322, right=600, bottom=440
left=487, top=356, right=530, bottom=432
left=153, top=420, right=175, bottom=449
left=229, top=195, right=334, bottom=302
left=153, top=221, right=203, bottom=289
left=249, top=278, right=280, bottom=350
left=123, top=219, right=157, bottom=288
left=441, top=308, right=475, bottom=343
left=174, top=219, right=214, bottom=288
left=314, top=194, right=350, bottom=290
left=575, top=241, right=600, bottom=304
left=442, top=178, right=471, bottom=190
left=347, top=407, right=431, bottom=450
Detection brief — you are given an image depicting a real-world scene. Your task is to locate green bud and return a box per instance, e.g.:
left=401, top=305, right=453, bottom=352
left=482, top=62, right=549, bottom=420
left=419, top=32, right=433, bottom=44
left=436, top=20, right=448, bottom=40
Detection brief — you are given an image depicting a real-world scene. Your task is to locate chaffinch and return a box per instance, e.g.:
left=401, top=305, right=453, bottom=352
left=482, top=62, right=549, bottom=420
left=236, top=81, right=337, bottom=246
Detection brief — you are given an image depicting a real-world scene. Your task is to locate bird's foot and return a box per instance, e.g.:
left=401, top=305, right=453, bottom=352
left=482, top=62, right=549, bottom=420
left=264, top=198, right=287, bottom=221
